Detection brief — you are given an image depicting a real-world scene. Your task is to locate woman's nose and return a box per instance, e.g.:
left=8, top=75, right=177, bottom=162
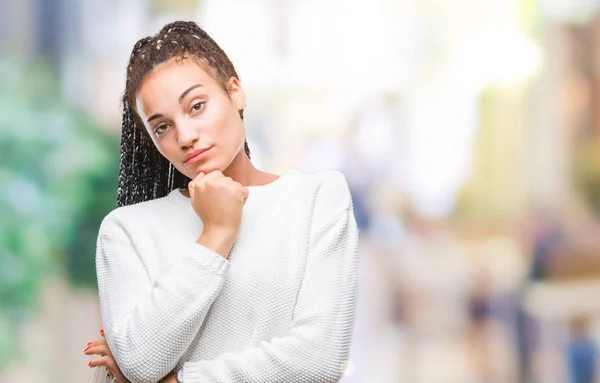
left=176, top=122, right=199, bottom=148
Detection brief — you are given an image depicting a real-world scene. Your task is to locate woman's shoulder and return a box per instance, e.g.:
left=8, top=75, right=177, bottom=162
left=291, top=168, right=353, bottom=211
left=289, top=168, right=349, bottom=188
left=97, top=193, right=180, bottom=237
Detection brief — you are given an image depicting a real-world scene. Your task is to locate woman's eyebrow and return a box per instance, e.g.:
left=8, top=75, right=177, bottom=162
left=146, top=84, right=204, bottom=123
left=178, top=84, right=203, bottom=103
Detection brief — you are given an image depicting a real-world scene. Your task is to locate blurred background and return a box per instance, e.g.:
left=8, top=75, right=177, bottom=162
left=2, top=0, right=600, bottom=382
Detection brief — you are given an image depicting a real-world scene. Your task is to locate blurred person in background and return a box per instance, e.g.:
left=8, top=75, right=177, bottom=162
left=515, top=210, right=565, bottom=382
left=566, top=316, right=597, bottom=383
left=82, top=20, right=359, bottom=383
left=466, top=269, right=495, bottom=382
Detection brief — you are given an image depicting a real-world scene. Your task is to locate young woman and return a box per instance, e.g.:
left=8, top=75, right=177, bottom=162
left=83, top=20, right=359, bottom=383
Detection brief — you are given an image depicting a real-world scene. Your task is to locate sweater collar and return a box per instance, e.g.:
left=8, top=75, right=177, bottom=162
left=167, top=168, right=298, bottom=210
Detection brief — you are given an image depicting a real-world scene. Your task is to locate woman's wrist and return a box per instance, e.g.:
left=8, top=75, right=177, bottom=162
left=196, top=228, right=236, bottom=259
left=158, top=373, right=179, bottom=383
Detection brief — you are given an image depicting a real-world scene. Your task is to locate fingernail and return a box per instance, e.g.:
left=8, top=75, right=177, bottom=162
left=87, top=342, right=93, bottom=347
left=100, top=329, right=104, bottom=336
left=84, top=347, right=89, bottom=353
left=88, top=361, right=92, bottom=367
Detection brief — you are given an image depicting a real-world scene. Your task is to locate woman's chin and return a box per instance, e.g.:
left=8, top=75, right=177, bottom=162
left=188, top=162, right=220, bottom=176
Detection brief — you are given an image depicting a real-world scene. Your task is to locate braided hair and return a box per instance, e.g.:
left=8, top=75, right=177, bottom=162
left=117, top=21, right=250, bottom=207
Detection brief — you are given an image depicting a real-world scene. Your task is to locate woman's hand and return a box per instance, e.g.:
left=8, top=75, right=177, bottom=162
left=84, top=329, right=129, bottom=383
left=85, top=329, right=179, bottom=383
left=158, top=374, right=178, bottom=383
left=188, top=170, right=249, bottom=239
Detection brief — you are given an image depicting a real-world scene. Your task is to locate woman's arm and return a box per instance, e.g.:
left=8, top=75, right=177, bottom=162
left=84, top=330, right=179, bottom=383
left=96, top=215, right=230, bottom=383
left=180, top=177, right=359, bottom=382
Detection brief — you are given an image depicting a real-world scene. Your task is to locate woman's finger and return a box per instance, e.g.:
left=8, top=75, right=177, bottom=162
left=85, top=338, right=107, bottom=351
left=84, top=344, right=111, bottom=357
left=88, top=356, right=127, bottom=382
left=88, top=355, right=120, bottom=372
left=88, top=355, right=111, bottom=368
left=89, top=338, right=107, bottom=346
left=103, top=359, right=121, bottom=378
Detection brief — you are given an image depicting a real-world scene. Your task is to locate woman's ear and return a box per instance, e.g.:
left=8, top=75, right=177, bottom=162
left=227, top=77, right=246, bottom=111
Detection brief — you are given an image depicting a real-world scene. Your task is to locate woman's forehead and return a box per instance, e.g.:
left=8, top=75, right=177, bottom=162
left=143, top=59, right=214, bottom=88
left=135, top=61, right=218, bottom=111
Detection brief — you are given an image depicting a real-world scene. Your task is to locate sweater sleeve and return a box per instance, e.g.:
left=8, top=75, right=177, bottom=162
left=96, top=213, right=230, bottom=383
left=180, top=176, right=359, bottom=383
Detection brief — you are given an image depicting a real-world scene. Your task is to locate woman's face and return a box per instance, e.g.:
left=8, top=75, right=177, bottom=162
left=135, top=59, right=246, bottom=179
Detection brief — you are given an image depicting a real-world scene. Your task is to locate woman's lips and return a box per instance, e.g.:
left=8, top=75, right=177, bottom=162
left=184, top=146, right=213, bottom=164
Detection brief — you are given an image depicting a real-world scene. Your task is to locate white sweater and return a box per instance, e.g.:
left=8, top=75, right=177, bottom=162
left=95, top=168, right=359, bottom=383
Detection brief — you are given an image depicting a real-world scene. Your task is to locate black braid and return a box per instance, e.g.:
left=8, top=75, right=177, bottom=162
left=117, top=99, right=192, bottom=207
left=116, top=99, right=133, bottom=207
left=117, top=21, right=251, bottom=207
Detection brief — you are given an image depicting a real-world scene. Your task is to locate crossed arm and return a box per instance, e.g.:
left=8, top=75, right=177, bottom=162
left=91, top=183, right=358, bottom=383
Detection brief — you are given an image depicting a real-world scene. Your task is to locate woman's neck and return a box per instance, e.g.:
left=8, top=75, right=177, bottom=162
left=180, top=151, right=279, bottom=197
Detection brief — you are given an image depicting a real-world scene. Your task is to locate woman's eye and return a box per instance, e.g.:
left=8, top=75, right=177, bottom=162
left=191, top=102, right=205, bottom=113
left=154, top=124, right=170, bottom=136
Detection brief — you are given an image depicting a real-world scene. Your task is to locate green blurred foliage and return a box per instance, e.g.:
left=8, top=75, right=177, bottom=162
left=0, top=59, right=119, bottom=367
